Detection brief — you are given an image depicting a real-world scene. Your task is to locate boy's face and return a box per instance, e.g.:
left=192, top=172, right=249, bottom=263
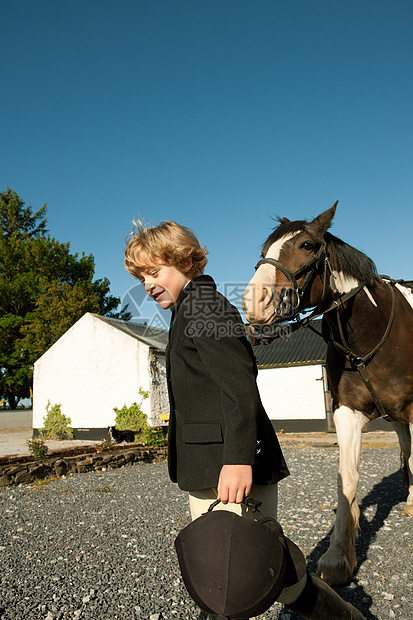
left=137, top=259, right=192, bottom=310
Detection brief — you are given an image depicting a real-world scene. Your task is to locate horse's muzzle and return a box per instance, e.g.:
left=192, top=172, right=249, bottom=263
left=273, top=287, right=300, bottom=321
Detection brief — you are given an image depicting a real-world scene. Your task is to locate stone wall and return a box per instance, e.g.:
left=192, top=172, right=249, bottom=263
left=0, top=444, right=167, bottom=488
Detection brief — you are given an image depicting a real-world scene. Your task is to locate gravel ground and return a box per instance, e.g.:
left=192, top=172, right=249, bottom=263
left=0, top=442, right=411, bottom=620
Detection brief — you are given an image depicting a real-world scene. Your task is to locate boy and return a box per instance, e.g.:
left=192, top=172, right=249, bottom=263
left=125, top=220, right=288, bottom=513
left=124, top=220, right=365, bottom=620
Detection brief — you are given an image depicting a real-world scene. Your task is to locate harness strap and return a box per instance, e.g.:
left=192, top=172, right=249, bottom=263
left=329, top=281, right=396, bottom=421
left=351, top=361, right=390, bottom=420
left=255, top=257, right=299, bottom=291
left=251, top=284, right=363, bottom=341
left=297, top=283, right=365, bottom=331
left=332, top=282, right=396, bottom=364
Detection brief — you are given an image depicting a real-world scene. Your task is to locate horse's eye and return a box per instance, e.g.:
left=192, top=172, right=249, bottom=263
left=301, top=241, right=315, bottom=251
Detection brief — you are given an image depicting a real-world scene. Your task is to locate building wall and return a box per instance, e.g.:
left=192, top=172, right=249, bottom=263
left=257, top=364, right=326, bottom=421
left=33, top=314, right=152, bottom=437
left=149, top=355, right=169, bottom=425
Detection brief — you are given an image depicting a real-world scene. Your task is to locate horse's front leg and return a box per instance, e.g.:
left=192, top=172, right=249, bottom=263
left=317, top=406, right=368, bottom=586
left=392, top=421, right=413, bottom=516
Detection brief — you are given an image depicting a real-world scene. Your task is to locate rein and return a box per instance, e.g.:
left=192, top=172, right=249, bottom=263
left=331, top=281, right=396, bottom=365
left=327, top=280, right=396, bottom=421
left=254, top=230, right=397, bottom=420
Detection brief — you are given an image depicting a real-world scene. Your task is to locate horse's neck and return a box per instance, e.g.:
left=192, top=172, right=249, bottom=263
left=325, top=280, right=391, bottom=347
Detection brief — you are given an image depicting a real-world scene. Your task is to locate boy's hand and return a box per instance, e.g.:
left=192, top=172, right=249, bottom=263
left=217, top=464, right=253, bottom=504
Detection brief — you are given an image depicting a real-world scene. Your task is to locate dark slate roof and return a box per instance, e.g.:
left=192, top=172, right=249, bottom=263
left=95, top=315, right=168, bottom=352
left=95, top=314, right=326, bottom=364
left=253, top=320, right=327, bottom=368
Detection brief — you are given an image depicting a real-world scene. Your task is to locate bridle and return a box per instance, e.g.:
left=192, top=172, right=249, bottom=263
left=254, top=225, right=328, bottom=315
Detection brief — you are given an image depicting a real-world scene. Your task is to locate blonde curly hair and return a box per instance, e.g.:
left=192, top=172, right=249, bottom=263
left=125, top=219, right=208, bottom=279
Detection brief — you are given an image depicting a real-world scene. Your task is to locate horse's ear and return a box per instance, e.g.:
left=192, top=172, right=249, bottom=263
left=310, top=201, right=338, bottom=234
left=281, top=217, right=290, bottom=224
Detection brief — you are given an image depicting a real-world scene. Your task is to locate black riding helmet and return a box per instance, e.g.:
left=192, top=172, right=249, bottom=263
left=175, top=498, right=306, bottom=619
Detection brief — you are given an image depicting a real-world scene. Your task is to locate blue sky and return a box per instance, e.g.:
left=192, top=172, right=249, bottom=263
left=2, top=0, right=412, bottom=327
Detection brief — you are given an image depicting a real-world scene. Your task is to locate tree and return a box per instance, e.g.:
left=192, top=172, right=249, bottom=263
left=20, top=281, right=101, bottom=362
left=0, top=187, right=47, bottom=239
left=0, top=188, right=130, bottom=408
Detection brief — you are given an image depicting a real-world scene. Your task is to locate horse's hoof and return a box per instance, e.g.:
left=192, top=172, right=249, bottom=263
left=402, top=503, right=413, bottom=517
left=317, top=554, right=354, bottom=587
left=317, top=567, right=351, bottom=587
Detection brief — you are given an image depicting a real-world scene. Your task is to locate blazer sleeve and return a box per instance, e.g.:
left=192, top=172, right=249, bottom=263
left=186, top=296, right=261, bottom=466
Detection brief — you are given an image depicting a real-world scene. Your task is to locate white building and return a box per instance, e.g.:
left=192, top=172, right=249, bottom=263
left=253, top=322, right=333, bottom=432
left=32, top=313, right=169, bottom=440
left=33, top=314, right=386, bottom=440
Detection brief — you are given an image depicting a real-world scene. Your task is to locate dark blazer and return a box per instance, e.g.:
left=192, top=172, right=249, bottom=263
left=166, top=275, right=289, bottom=491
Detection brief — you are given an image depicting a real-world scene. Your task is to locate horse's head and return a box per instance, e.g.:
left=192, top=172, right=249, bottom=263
left=242, top=202, right=338, bottom=324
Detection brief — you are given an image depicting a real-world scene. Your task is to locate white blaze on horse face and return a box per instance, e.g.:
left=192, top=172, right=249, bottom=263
left=242, top=232, right=299, bottom=323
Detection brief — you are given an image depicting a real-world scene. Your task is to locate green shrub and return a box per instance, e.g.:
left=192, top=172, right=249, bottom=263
left=96, top=438, right=112, bottom=452
left=26, top=436, right=49, bottom=459
left=114, top=389, right=165, bottom=447
left=41, top=401, right=74, bottom=439
left=142, top=426, right=165, bottom=447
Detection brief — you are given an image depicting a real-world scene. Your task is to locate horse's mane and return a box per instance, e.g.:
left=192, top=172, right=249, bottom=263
left=263, top=219, right=308, bottom=247
left=325, top=232, right=378, bottom=287
left=264, top=219, right=378, bottom=288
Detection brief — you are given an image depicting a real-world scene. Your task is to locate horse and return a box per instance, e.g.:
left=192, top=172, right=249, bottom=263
left=242, top=201, right=413, bottom=586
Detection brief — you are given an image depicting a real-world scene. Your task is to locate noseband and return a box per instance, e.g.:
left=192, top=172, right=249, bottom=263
left=254, top=226, right=327, bottom=314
